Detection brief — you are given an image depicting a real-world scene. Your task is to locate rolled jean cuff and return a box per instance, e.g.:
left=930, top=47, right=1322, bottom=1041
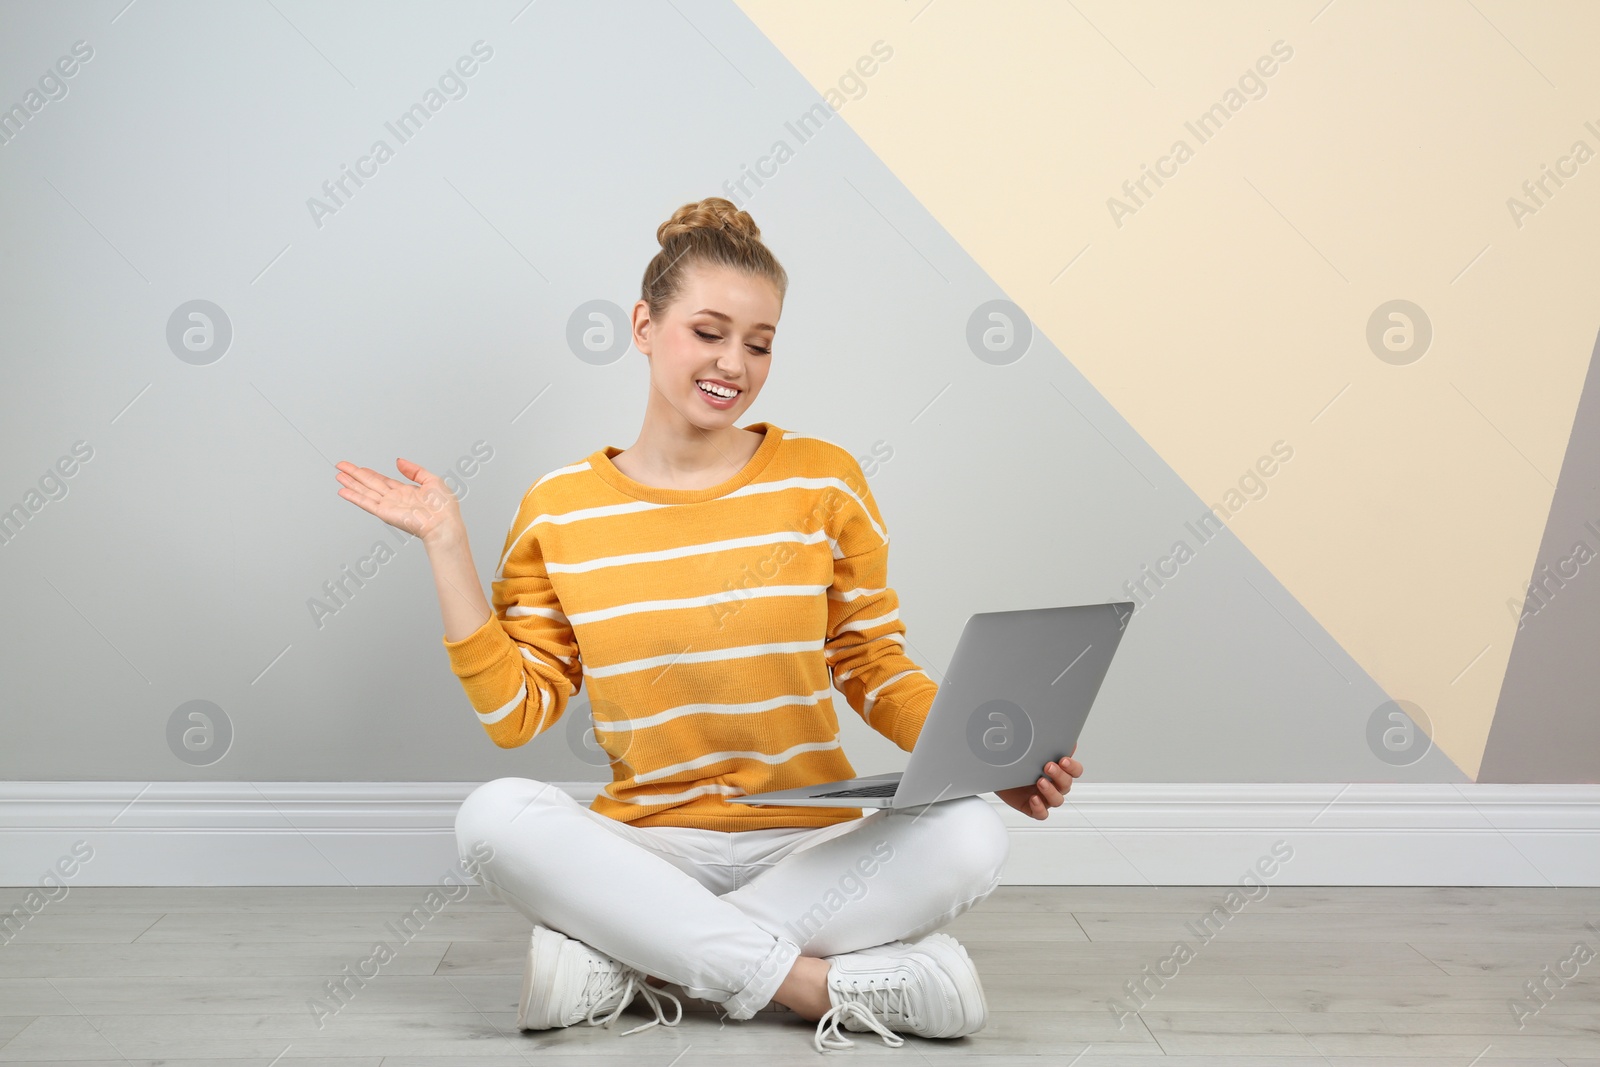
left=721, top=935, right=801, bottom=1020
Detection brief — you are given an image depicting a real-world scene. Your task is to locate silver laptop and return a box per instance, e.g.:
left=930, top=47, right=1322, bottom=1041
left=727, top=601, right=1134, bottom=809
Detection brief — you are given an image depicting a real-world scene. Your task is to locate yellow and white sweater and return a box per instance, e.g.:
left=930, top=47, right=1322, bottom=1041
left=441, top=422, right=938, bottom=831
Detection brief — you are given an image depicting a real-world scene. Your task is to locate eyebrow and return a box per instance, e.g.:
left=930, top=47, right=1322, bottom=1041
left=692, top=308, right=776, bottom=332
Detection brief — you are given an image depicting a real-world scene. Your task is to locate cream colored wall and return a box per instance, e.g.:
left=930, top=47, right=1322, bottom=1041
left=737, top=0, right=1600, bottom=778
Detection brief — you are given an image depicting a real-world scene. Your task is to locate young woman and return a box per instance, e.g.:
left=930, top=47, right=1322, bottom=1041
left=334, top=197, right=1083, bottom=1052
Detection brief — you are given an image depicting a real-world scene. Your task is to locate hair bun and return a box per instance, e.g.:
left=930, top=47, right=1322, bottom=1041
left=657, top=196, right=761, bottom=247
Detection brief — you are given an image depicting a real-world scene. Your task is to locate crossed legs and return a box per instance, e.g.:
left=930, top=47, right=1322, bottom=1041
left=453, top=777, right=1011, bottom=1020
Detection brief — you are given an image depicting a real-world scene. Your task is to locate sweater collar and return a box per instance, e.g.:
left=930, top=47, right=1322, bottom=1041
left=589, top=422, right=785, bottom=504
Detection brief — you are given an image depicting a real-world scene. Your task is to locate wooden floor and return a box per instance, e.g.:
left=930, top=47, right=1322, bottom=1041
left=1, top=884, right=1598, bottom=1064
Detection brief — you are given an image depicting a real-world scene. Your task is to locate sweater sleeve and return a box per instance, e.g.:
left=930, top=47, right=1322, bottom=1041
left=440, top=488, right=583, bottom=749
left=823, top=454, right=940, bottom=753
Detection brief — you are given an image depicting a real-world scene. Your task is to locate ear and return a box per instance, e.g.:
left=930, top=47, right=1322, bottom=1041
left=631, top=299, right=653, bottom=356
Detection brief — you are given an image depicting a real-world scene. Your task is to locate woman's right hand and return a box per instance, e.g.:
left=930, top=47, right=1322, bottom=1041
left=335, top=458, right=464, bottom=546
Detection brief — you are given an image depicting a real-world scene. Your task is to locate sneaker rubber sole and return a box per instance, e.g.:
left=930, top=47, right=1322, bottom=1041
left=914, top=932, right=988, bottom=1034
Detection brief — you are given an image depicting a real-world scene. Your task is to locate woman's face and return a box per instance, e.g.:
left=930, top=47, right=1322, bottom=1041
left=633, top=263, right=780, bottom=431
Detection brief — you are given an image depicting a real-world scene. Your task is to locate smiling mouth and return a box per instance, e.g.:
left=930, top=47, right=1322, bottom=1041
left=697, top=381, right=740, bottom=399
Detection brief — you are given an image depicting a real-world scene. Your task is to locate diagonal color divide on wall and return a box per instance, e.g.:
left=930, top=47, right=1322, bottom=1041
left=1481, top=328, right=1600, bottom=784
left=6, top=0, right=1591, bottom=784
left=736, top=0, right=1599, bottom=780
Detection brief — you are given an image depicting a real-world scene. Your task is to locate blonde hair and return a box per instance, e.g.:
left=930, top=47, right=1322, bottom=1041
left=641, top=196, right=788, bottom=320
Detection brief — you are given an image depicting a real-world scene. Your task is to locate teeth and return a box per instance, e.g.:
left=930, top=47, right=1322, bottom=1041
left=698, top=381, right=737, bottom=399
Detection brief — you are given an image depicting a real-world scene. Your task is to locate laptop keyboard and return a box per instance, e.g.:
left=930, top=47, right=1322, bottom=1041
left=814, top=782, right=900, bottom=798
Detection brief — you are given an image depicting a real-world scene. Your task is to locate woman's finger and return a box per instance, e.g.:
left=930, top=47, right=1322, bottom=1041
left=336, top=463, right=397, bottom=495
left=397, top=459, right=447, bottom=494
left=1045, top=757, right=1081, bottom=785
left=328, top=473, right=384, bottom=511
left=335, top=465, right=418, bottom=520
left=335, top=470, right=381, bottom=509
left=1034, top=773, right=1065, bottom=806
left=1057, top=756, right=1083, bottom=781
left=349, top=461, right=428, bottom=497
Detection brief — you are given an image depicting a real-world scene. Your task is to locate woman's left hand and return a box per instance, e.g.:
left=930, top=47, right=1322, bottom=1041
left=994, top=745, right=1082, bottom=820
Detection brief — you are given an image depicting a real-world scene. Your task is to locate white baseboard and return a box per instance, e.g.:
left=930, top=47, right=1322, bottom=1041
left=2, top=781, right=1598, bottom=887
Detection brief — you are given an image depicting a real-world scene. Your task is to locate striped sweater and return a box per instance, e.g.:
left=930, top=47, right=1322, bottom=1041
left=441, top=422, right=938, bottom=831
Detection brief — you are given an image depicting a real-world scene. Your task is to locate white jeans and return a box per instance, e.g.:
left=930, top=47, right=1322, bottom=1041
left=453, top=777, right=1011, bottom=1019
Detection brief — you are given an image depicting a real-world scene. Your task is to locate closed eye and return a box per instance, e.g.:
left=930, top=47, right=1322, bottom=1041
left=696, top=328, right=771, bottom=355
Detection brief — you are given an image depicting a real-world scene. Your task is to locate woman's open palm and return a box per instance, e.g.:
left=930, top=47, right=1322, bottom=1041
left=334, top=458, right=462, bottom=544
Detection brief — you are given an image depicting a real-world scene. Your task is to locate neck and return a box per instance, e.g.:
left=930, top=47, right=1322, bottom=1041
left=624, top=395, right=753, bottom=482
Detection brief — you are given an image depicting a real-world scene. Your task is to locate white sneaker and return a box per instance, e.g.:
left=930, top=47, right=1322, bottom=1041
left=517, top=924, right=683, bottom=1036
left=813, top=932, right=988, bottom=1051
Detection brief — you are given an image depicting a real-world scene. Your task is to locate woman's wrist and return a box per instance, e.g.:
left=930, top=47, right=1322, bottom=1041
left=422, top=521, right=468, bottom=554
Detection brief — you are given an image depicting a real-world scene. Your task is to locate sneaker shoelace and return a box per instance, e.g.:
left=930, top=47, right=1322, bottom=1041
left=582, top=965, right=684, bottom=1036
left=813, top=976, right=910, bottom=1052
